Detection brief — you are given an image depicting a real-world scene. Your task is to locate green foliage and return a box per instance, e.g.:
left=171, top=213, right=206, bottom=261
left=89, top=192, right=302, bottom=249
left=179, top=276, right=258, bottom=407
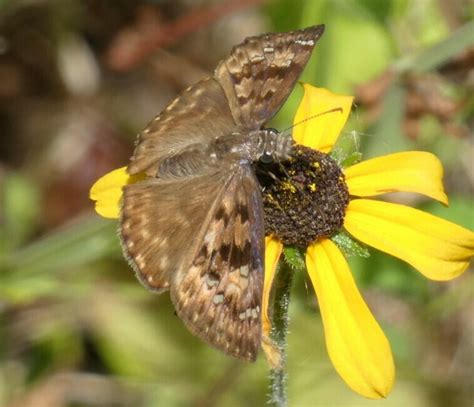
left=282, top=246, right=306, bottom=272
left=332, top=231, right=370, bottom=258
left=395, top=20, right=474, bottom=73
left=330, top=129, right=363, bottom=167
left=1, top=173, right=40, bottom=252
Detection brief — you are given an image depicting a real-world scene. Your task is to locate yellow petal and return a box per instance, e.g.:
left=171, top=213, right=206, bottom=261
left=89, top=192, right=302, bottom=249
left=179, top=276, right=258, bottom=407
left=293, top=84, right=353, bottom=152
left=261, top=236, right=283, bottom=369
left=345, top=199, right=474, bottom=280
left=345, top=151, right=448, bottom=204
left=89, top=167, right=145, bottom=219
left=262, top=236, right=283, bottom=336
left=306, top=239, right=394, bottom=399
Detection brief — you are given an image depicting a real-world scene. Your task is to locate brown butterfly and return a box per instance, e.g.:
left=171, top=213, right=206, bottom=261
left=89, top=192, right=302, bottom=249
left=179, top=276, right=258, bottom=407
left=120, top=25, right=324, bottom=361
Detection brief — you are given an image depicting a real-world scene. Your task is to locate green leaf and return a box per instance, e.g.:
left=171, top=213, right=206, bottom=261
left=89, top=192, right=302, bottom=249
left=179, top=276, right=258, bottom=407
left=330, top=130, right=362, bottom=167
left=265, top=0, right=309, bottom=32
left=282, top=246, right=306, bottom=272
left=7, top=215, right=118, bottom=276
left=332, top=231, right=370, bottom=258
left=90, top=293, right=187, bottom=379
left=395, top=20, right=474, bottom=73
left=307, top=4, right=394, bottom=93
left=366, top=82, right=410, bottom=158
left=0, top=275, right=61, bottom=303
left=420, top=196, right=474, bottom=230
left=357, top=0, right=394, bottom=22
left=1, top=172, right=41, bottom=252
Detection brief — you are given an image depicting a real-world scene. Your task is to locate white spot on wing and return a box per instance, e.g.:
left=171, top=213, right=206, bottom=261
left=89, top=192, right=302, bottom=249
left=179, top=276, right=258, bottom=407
left=227, top=283, right=240, bottom=294
left=204, top=231, right=216, bottom=245
left=159, top=256, right=169, bottom=270
left=213, top=294, right=224, bottom=304
left=250, top=55, right=265, bottom=63
left=295, top=39, right=314, bottom=46
left=240, top=265, right=249, bottom=277
left=165, top=98, right=179, bottom=111
left=135, top=253, right=145, bottom=268
left=206, top=275, right=219, bottom=287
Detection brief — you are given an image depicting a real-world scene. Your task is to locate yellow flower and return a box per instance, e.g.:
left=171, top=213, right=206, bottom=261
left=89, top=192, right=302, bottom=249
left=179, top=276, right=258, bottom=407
left=263, top=84, right=474, bottom=399
left=89, top=168, right=144, bottom=218
left=89, top=84, right=474, bottom=400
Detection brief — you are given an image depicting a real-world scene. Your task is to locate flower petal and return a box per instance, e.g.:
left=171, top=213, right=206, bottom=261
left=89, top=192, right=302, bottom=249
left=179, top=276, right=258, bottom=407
left=262, top=236, right=283, bottom=336
left=293, top=84, right=353, bottom=152
left=261, top=236, right=283, bottom=369
left=306, top=239, right=394, bottom=399
left=89, top=167, right=145, bottom=218
left=345, top=151, right=448, bottom=204
left=344, top=199, right=474, bottom=280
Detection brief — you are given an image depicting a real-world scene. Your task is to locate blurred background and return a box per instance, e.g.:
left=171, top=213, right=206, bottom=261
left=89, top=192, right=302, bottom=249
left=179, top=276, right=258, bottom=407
left=0, top=1, right=473, bottom=406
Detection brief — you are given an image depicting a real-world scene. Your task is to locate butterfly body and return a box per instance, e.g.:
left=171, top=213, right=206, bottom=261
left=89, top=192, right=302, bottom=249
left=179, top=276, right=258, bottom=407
left=120, top=25, right=324, bottom=361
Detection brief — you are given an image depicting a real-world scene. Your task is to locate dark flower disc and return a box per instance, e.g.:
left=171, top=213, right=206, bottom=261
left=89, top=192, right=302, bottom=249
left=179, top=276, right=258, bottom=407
left=256, top=145, right=350, bottom=247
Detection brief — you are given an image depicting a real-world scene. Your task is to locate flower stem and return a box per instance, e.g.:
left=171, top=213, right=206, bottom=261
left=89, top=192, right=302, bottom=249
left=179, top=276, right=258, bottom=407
left=268, top=259, right=294, bottom=407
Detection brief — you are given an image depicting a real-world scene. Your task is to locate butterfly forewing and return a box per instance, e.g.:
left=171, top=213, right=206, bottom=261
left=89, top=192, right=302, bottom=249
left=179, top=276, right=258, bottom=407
left=128, top=25, right=324, bottom=177
left=119, top=25, right=325, bottom=361
left=215, top=25, right=324, bottom=129
left=128, top=77, right=237, bottom=176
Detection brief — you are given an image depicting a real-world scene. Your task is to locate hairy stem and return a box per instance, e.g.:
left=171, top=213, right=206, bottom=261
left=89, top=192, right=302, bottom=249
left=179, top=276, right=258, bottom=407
left=268, top=259, right=294, bottom=407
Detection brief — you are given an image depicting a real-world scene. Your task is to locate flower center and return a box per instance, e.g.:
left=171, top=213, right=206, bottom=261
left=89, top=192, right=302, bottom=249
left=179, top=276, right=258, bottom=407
left=256, top=145, right=349, bottom=247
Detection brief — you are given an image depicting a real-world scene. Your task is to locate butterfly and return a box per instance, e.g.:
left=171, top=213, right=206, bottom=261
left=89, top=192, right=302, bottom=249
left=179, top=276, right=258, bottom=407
left=119, top=25, right=324, bottom=361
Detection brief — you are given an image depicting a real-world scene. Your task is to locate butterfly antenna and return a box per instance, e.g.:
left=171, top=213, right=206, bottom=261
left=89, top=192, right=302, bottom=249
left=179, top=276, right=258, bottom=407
left=281, top=107, right=343, bottom=134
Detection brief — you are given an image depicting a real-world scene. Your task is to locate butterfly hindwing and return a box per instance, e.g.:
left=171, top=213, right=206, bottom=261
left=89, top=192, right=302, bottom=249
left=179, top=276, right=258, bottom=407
left=171, top=164, right=264, bottom=361
left=121, top=169, right=230, bottom=292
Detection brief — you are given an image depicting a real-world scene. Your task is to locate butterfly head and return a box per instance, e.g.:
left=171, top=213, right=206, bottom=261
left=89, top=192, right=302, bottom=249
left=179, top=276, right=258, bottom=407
left=256, top=128, right=293, bottom=165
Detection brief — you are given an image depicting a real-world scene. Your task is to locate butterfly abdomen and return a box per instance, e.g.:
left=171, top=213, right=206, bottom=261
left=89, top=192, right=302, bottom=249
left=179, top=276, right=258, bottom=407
left=157, top=145, right=219, bottom=179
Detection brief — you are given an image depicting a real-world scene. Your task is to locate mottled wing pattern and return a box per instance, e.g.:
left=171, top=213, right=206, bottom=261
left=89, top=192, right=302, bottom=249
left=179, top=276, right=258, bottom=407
left=121, top=169, right=229, bottom=292
left=128, top=77, right=237, bottom=176
left=120, top=25, right=325, bottom=361
left=215, top=25, right=324, bottom=129
left=171, top=164, right=264, bottom=361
